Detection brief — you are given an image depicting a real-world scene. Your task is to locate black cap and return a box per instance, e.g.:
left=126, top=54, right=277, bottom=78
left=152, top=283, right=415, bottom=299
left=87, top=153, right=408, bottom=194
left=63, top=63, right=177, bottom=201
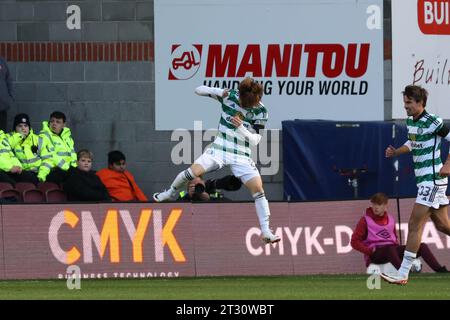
left=13, top=113, right=31, bottom=129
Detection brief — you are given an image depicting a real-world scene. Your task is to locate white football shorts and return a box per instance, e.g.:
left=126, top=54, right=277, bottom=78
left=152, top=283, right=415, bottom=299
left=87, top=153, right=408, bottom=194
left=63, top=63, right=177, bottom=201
left=193, top=147, right=260, bottom=184
left=415, top=183, right=449, bottom=209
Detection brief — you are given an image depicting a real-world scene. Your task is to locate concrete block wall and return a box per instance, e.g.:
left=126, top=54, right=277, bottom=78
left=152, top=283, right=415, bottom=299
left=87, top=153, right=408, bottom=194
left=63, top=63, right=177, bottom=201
left=0, top=0, right=392, bottom=201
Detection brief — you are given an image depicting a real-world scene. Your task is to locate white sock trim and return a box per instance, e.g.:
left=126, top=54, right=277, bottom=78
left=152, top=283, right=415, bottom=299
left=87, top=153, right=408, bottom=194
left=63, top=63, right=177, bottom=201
left=252, top=192, right=265, bottom=200
left=404, top=250, right=417, bottom=259
left=399, top=250, right=417, bottom=278
left=171, top=168, right=197, bottom=191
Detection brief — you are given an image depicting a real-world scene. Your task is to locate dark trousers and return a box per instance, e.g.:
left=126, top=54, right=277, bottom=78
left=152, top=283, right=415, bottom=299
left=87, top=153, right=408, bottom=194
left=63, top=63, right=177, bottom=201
left=0, top=110, right=7, bottom=131
left=46, top=167, right=69, bottom=185
left=371, top=243, right=443, bottom=271
left=0, top=170, right=39, bottom=186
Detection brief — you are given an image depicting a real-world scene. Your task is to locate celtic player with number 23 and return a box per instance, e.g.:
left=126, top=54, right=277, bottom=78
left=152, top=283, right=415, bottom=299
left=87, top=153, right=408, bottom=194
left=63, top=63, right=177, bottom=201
left=153, top=77, right=280, bottom=244
left=382, top=85, right=450, bottom=285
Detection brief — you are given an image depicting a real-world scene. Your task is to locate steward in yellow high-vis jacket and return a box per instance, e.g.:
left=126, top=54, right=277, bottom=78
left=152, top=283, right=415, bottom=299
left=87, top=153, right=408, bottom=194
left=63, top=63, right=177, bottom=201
left=37, top=111, right=77, bottom=183
left=0, top=114, right=39, bottom=185
left=0, top=129, right=23, bottom=186
left=9, top=114, right=41, bottom=181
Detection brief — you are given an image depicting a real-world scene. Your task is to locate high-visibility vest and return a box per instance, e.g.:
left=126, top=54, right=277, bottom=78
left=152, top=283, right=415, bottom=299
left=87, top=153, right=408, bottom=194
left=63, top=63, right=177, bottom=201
left=8, top=129, right=41, bottom=172
left=37, top=121, right=77, bottom=181
left=0, top=130, right=22, bottom=172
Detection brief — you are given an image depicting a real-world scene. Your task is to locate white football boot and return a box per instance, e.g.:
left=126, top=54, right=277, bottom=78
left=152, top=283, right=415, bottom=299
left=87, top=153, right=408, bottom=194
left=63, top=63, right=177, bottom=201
left=262, top=229, right=281, bottom=244
left=153, top=188, right=178, bottom=202
left=380, top=271, right=408, bottom=285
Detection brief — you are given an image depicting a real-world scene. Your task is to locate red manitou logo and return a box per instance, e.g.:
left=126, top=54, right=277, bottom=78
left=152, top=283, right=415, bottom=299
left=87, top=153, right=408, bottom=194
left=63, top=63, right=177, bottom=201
left=168, top=44, right=203, bottom=80
left=204, top=43, right=369, bottom=78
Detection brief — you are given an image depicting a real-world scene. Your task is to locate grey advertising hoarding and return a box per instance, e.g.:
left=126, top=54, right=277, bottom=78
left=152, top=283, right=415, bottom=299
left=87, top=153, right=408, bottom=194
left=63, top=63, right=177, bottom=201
left=155, top=0, right=384, bottom=129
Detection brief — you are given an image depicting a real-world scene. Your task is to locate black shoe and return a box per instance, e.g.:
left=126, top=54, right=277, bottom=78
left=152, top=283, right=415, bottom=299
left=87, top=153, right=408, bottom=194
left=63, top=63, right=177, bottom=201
left=436, top=266, right=449, bottom=273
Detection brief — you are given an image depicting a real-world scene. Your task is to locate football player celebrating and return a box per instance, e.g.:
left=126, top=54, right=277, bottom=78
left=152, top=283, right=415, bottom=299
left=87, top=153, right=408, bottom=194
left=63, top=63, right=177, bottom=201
left=153, top=77, right=280, bottom=244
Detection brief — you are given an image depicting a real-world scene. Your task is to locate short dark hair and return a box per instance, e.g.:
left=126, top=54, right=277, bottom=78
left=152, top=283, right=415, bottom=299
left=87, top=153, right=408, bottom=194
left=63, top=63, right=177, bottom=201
left=402, top=85, right=428, bottom=107
left=370, top=192, right=389, bottom=205
left=50, top=111, right=66, bottom=122
left=108, top=150, right=126, bottom=165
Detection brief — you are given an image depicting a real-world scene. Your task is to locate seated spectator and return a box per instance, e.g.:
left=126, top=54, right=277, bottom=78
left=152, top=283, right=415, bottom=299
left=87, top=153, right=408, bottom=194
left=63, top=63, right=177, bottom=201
left=8, top=113, right=40, bottom=185
left=351, top=192, right=448, bottom=273
left=37, top=111, right=77, bottom=184
left=178, top=175, right=242, bottom=201
left=63, top=149, right=111, bottom=202
left=96, top=150, right=148, bottom=202
left=0, top=125, right=38, bottom=186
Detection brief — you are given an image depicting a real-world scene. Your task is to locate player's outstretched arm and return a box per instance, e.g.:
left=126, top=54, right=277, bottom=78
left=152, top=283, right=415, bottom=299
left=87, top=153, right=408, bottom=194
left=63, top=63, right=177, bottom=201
left=385, top=143, right=411, bottom=158
left=194, top=85, right=225, bottom=100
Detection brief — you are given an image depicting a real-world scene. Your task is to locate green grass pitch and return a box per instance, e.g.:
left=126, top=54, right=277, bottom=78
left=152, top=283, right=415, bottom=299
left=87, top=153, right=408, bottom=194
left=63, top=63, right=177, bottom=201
left=0, top=274, right=449, bottom=300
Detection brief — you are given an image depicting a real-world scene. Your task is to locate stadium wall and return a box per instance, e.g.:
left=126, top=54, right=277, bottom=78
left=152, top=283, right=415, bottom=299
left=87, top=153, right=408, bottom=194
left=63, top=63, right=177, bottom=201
left=0, top=199, right=448, bottom=280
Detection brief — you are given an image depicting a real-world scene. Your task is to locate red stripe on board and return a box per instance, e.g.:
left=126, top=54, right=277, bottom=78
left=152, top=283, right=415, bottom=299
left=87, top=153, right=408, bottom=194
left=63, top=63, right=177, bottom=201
left=76, top=43, right=81, bottom=61
left=87, top=43, right=92, bottom=61
left=143, top=43, right=149, bottom=61
left=122, top=43, right=127, bottom=62
left=64, top=43, right=69, bottom=62
left=149, top=43, right=154, bottom=61
left=384, top=40, right=392, bottom=61
left=132, top=42, right=137, bottom=61
left=98, top=43, right=104, bottom=61
left=105, top=43, right=110, bottom=61
left=81, top=43, right=86, bottom=61
left=35, top=43, right=40, bottom=62
left=41, top=43, right=46, bottom=62
left=29, top=43, right=34, bottom=62
left=0, top=43, right=5, bottom=58
left=126, top=43, right=131, bottom=62
left=12, top=43, right=18, bottom=62
left=24, top=43, right=29, bottom=62
left=93, top=43, right=98, bottom=62
left=58, top=43, right=63, bottom=62
left=0, top=42, right=154, bottom=62
left=18, top=43, right=23, bottom=62
left=138, top=42, right=143, bottom=61
left=46, top=43, right=51, bottom=61
left=116, top=43, right=121, bottom=61
left=70, top=43, right=75, bottom=61
left=52, top=43, right=58, bottom=61
left=110, top=43, right=115, bottom=61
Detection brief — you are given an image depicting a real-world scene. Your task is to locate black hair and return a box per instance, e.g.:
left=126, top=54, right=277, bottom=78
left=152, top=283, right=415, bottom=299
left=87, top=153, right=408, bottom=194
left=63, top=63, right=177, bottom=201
left=108, top=150, right=126, bottom=165
left=49, top=111, right=66, bottom=122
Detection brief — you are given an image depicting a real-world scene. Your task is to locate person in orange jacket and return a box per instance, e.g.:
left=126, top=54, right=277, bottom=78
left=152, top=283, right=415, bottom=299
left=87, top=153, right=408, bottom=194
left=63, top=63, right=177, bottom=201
left=96, top=150, right=148, bottom=202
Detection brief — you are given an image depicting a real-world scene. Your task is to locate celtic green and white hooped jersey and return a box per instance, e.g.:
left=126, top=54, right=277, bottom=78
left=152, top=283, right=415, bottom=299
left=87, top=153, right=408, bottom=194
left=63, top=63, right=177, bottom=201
left=406, top=111, right=447, bottom=186
left=198, top=87, right=268, bottom=157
